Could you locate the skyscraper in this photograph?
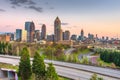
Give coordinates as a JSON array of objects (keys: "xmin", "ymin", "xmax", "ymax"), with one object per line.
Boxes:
[
  {"xmin": 54, "ymin": 17, "xmax": 62, "ymax": 42},
  {"xmin": 81, "ymin": 29, "xmax": 84, "ymax": 37},
  {"xmin": 16, "ymin": 29, "xmax": 22, "ymax": 41},
  {"xmin": 25, "ymin": 21, "xmax": 35, "ymax": 42},
  {"xmin": 41, "ymin": 24, "xmax": 46, "ymax": 40},
  {"xmin": 81, "ymin": 29, "xmax": 84, "ymax": 41}
]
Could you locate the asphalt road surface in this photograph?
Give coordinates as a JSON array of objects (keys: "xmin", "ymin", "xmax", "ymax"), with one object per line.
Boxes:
[{"xmin": 0, "ymin": 55, "xmax": 120, "ymax": 80}]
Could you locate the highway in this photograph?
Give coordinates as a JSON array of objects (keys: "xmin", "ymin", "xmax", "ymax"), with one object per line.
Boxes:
[{"xmin": 0, "ymin": 55, "xmax": 120, "ymax": 80}]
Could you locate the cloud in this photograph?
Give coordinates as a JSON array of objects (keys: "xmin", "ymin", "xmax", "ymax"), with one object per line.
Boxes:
[
  {"xmin": 45, "ymin": 2, "xmax": 49, "ymax": 5},
  {"xmin": 0, "ymin": 9, "xmax": 6, "ymax": 12},
  {"xmin": 9, "ymin": 0, "xmax": 36, "ymax": 6},
  {"xmin": 9, "ymin": 0, "xmax": 43, "ymax": 13},
  {"xmin": 11, "ymin": 6, "xmax": 16, "ymax": 9},
  {"xmin": 49, "ymin": 7, "xmax": 54, "ymax": 10},
  {"xmin": 27, "ymin": 6, "xmax": 43, "ymax": 13},
  {"xmin": 61, "ymin": 22, "xmax": 69, "ymax": 26}
]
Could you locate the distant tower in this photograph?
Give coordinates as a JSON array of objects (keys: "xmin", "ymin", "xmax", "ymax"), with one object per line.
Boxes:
[
  {"xmin": 81, "ymin": 29, "xmax": 84, "ymax": 37},
  {"xmin": 96, "ymin": 34, "xmax": 98, "ymax": 40},
  {"xmin": 81, "ymin": 29, "xmax": 84, "ymax": 40},
  {"xmin": 41, "ymin": 24, "xmax": 46, "ymax": 40},
  {"xmin": 71, "ymin": 34, "xmax": 77, "ymax": 41},
  {"xmin": 54, "ymin": 17, "xmax": 62, "ymax": 42},
  {"xmin": 88, "ymin": 33, "xmax": 91, "ymax": 39},
  {"xmin": 25, "ymin": 21, "xmax": 35, "ymax": 42}
]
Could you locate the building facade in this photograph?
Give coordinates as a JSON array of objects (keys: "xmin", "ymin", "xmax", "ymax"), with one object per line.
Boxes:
[
  {"xmin": 41, "ymin": 24, "xmax": 46, "ymax": 40},
  {"xmin": 0, "ymin": 35, "xmax": 10, "ymax": 42},
  {"xmin": 81, "ymin": 29, "xmax": 84, "ymax": 41},
  {"xmin": 21, "ymin": 30, "xmax": 27, "ymax": 42},
  {"xmin": 6, "ymin": 33, "xmax": 14, "ymax": 41},
  {"xmin": 47, "ymin": 34, "xmax": 54, "ymax": 41},
  {"xmin": 25, "ymin": 21, "xmax": 35, "ymax": 42},
  {"xmin": 63, "ymin": 30, "xmax": 70, "ymax": 40},
  {"xmin": 54, "ymin": 17, "xmax": 62, "ymax": 42},
  {"xmin": 34, "ymin": 30, "xmax": 40, "ymax": 41},
  {"xmin": 71, "ymin": 34, "xmax": 77, "ymax": 41},
  {"xmin": 16, "ymin": 29, "xmax": 22, "ymax": 41}
]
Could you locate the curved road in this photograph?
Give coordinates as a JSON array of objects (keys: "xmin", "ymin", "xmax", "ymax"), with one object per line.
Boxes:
[
  {"xmin": 64, "ymin": 48, "xmax": 76, "ymax": 55},
  {"xmin": 0, "ymin": 55, "xmax": 120, "ymax": 80},
  {"xmin": 78, "ymin": 52, "xmax": 94, "ymax": 60}
]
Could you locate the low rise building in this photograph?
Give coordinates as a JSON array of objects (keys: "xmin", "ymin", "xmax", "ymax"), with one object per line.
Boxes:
[{"xmin": 0, "ymin": 35, "xmax": 10, "ymax": 42}]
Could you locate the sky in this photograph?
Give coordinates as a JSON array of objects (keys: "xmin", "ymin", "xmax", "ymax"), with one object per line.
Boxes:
[{"xmin": 0, "ymin": 0, "xmax": 120, "ymax": 38}]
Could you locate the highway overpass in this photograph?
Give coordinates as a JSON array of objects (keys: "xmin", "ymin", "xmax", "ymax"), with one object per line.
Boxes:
[{"xmin": 0, "ymin": 55, "xmax": 120, "ymax": 80}]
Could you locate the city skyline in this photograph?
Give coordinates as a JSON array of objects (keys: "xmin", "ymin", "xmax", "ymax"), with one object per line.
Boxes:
[{"xmin": 0, "ymin": 0, "xmax": 120, "ymax": 38}]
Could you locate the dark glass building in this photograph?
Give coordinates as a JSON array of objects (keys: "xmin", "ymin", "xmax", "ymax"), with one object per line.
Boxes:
[
  {"xmin": 16, "ymin": 29, "xmax": 22, "ymax": 41},
  {"xmin": 25, "ymin": 21, "xmax": 35, "ymax": 42}
]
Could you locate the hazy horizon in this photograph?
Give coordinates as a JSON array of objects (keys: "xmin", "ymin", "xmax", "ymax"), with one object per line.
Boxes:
[{"xmin": 0, "ymin": 0, "xmax": 120, "ymax": 38}]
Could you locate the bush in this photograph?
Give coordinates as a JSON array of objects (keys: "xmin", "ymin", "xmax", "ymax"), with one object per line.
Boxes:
[{"xmin": 90, "ymin": 73, "xmax": 103, "ymax": 80}]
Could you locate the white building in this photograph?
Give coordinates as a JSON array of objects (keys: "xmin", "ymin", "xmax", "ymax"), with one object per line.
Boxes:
[{"xmin": 21, "ymin": 30, "xmax": 27, "ymax": 42}]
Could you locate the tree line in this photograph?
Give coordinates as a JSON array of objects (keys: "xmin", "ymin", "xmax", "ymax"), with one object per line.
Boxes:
[
  {"xmin": 99, "ymin": 49, "xmax": 120, "ymax": 67},
  {"xmin": 0, "ymin": 42, "xmax": 12, "ymax": 55},
  {"xmin": 18, "ymin": 47, "xmax": 58, "ymax": 80}
]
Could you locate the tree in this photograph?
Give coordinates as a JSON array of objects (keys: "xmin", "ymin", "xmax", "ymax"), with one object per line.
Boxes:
[
  {"xmin": 46, "ymin": 63, "xmax": 58, "ymax": 80},
  {"xmin": 0, "ymin": 42, "xmax": 2, "ymax": 54},
  {"xmin": 8, "ymin": 43, "xmax": 12, "ymax": 55},
  {"xmin": 1, "ymin": 42, "xmax": 5, "ymax": 54},
  {"xmin": 32, "ymin": 51, "xmax": 46, "ymax": 80},
  {"xmin": 18, "ymin": 47, "xmax": 32, "ymax": 80}
]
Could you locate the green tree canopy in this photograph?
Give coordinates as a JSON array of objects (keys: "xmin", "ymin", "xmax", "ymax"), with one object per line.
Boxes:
[
  {"xmin": 46, "ymin": 63, "xmax": 58, "ymax": 80},
  {"xmin": 18, "ymin": 47, "xmax": 32, "ymax": 80},
  {"xmin": 32, "ymin": 51, "xmax": 46, "ymax": 80}
]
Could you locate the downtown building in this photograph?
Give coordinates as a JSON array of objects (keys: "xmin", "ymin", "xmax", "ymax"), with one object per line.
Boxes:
[
  {"xmin": 25, "ymin": 21, "xmax": 35, "ymax": 42},
  {"xmin": 63, "ymin": 30, "xmax": 70, "ymax": 40},
  {"xmin": 21, "ymin": 30, "xmax": 27, "ymax": 42},
  {"xmin": 6, "ymin": 33, "xmax": 14, "ymax": 41},
  {"xmin": 16, "ymin": 29, "xmax": 27, "ymax": 42},
  {"xmin": 34, "ymin": 30, "xmax": 40, "ymax": 41},
  {"xmin": 71, "ymin": 34, "xmax": 77, "ymax": 41},
  {"xmin": 54, "ymin": 17, "xmax": 63, "ymax": 42},
  {"xmin": 16, "ymin": 29, "xmax": 22, "ymax": 41},
  {"xmin": 41, "ymin": 24, "xmax": 46, "ymax": 40},
  {"xmin": 0, "ymin": 34, "xmax": 10, "ymax": 42},
  {"xmin": 78, "ymin": 29, "xmax": 84, "ymax": 41}
]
